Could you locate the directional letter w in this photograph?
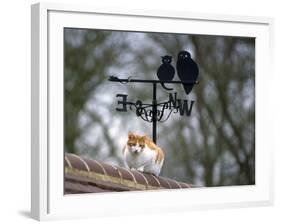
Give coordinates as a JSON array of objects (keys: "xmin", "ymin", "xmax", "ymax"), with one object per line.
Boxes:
[{"xmin": 177, "ymin": 99, "xmax": 195, "ymax": 116}]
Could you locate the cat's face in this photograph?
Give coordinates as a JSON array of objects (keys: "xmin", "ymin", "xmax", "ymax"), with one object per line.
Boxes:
[{"xmin": 127, "ymin": 132, "xmax": 146, "ymax": 153}]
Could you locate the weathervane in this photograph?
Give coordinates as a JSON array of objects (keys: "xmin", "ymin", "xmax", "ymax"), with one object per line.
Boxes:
[{"xmin": 109, "ymin": 51, "xmax": 199, "ymax": 144}]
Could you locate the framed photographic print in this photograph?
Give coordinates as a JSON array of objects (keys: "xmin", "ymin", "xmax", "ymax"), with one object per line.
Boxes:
[{"xmin": 31, "ymin": 2, "xmax": 274, "ymax": 221}]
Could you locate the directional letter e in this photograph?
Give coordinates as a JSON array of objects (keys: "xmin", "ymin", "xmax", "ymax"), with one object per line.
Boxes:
[{"xmin": 116, "ymin": 94, "xmax": 128, "ymax": 112}]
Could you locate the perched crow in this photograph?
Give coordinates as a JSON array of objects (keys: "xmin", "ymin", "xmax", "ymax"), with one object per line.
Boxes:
[
  {"xmin": 176, "ymin": 51, "xmax": 199, "ymax": 95},
  {"xmin": 157, "ymin": 55, "xmax": 175, "ymax": 91}
]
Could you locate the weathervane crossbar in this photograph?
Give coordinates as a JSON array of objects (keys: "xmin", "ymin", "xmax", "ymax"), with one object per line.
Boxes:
[{"xmin": 108, "ymin": 76, "xmax": 199, "ymax": 85}]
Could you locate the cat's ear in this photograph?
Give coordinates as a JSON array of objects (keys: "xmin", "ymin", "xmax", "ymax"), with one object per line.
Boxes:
[
  {"xmin": 142, "ymin": 134, "xmax": 149, "ymax": 141},
  {"xmin": 128, "ymin": 131, "xmax": 134, "ymax": 137}
]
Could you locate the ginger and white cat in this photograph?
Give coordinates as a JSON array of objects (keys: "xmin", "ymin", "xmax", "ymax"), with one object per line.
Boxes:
[{"xmin": 122, "ymin": 131, "xmax": 164, "ymax": 176}]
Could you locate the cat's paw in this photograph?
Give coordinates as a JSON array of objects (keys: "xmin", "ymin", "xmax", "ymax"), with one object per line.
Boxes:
[{"xmin": 137, "ymin": 166, "xmax": 144, "ymax": 172}]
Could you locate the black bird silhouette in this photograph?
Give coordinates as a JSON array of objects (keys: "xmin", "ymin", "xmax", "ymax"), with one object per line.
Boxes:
[
  {"xmin": 157, "ymin": 55, "xmax": 175, "ymax": 91},
  {"xmin": 176, "ymin": 51, "xmax": 199, "ymax": 95}
]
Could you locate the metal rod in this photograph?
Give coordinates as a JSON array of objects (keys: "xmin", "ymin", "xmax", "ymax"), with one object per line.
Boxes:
[
  {"xmin": 108, "ymin": 76, "xmax": 199, "ymax": 85},
  {"xmin": 152, "ymin": 83, "xmax": 157, "ymax": 144}
]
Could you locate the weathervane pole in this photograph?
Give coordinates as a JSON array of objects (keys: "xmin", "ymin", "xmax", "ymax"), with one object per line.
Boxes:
[{"xmin": 152, "ymin": 83, "xmax": 157, "ymax": 144}]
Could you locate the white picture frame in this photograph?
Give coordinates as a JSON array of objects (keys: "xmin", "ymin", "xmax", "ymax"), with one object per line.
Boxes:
[{"xmin": 31, "ymin": 2, "xmax": 274, "ymax": 221}]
